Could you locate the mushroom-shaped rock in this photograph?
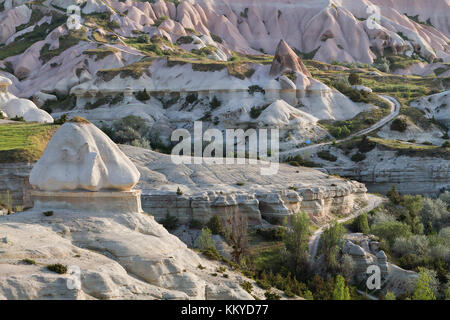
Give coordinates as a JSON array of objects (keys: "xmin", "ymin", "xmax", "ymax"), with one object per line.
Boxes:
[
  {"xmin": 30, "ymin": 118, "xmax": 140, "ymax": 192},
  {"xmin": 2, "ymin": 98, "xmax": 53, "ymax": 123},
  {"xmin": 270, "ymin": 40, "xmax": 311, "ymax": 77},
  {"xmin": 0, "ymin": 76, "xmax": 12, "ymax": 93}
]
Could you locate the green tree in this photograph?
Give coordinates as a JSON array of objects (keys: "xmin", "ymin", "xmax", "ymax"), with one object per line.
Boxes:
[
  {"xmin": 371, "ymin": 221, "xmax": 412, "ymax": 247},
  {"xmin": 401, "ymin": 195, "xmax": 424, "ymax": 234},
  {"xmin": 387, "ymin": 184, "xmax": 402, "ymax": 204},
  {"xmin": 284, "ymin": 212, "xmax": 311, "ymax": 276},
  {"xmin": 196, "ymin": 227, "xmax": 216, "ymax": 250},
  {"xmin": 412, "ymin": 268, "xmax": 437, "ymax": 300},
  {"xmin": 355, "ymin": 213, "xmax": 370, "ymax": 234},
  {"xmin": 207, "ymin": 214, "xmax": 223, "ymax": 235},
  {"xmin": 332, "ymin": 275, "xmax": 350, "ymax": 300},
  {"xmin": 320, "ymin": 221, "xmax": 345, "ymax": 273}
]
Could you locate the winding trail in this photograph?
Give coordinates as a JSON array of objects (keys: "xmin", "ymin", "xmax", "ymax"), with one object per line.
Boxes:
[
  {"xmin": 308, "ymin": 194, "xmax": 385, "ymax": 262},
  {"xmin": 280, "ymin": 95, "xmax": 401, "ymax": 160}
]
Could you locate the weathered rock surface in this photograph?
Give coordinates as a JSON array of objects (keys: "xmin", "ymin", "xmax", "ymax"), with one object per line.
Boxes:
[
  {"xmin": 411, "ymin": 90, "xmax": 450, "ymax": 128},
  {"xmin": 120, "ymin": 144, "xmax": 368, "ymax": 225},
  {"xmin": 343, "ymin": 233, "xmax": 417, "ymax": 296},
  {"xmin": 29, "ymin": 121, "xmax": 140, "ymax": 192},
  {"xmin": 270, "ymin": 40, "xmax": 311, "ymax": 77},
  {"xmin": 0, "ymin": 207, "xmax": 259, "ymax": 299}
]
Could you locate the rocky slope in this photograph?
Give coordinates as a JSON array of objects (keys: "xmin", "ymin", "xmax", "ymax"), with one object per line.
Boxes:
[{"xmin": 0, "ymin": 119, "xmax": 265, "ymax": 300}]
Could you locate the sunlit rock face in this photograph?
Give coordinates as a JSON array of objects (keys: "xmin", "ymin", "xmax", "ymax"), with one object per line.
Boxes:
[
  {"xmin": 29, "ymin": 119, "xmax": 140, "ymax": 192},
  {"xmin": 270, "ymin": 40, "xmax": 312, "ymax": 77}
]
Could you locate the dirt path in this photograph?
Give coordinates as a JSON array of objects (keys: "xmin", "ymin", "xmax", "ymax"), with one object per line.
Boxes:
[{"xmin": 308, "ymin": 194, "xmax": 385, "ymax": 262}]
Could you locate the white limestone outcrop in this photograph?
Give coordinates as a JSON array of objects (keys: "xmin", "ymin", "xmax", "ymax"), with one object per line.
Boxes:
[{"xmin": 29, "ymin": 120, "xmax": 140, "ymax": 192}]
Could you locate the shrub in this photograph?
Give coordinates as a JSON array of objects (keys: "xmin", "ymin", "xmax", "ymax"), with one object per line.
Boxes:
[
  {"xmin": 351, "ymin": 152, "xmax": 366, "ymax": 162},
  {"xmin": 392, "ymin": 235, "xmax": 431, "ymax": 257},
  {"xmin": 185, "ymin": 93, "xmax": 198, "ymax": 104},
  {"xmin": 286, "ymin": 155, "xmax": 320, "ymax": 168},
  {"xmin": 249, "ymin": 106, "xmax": 264, "ymax": 119},
  {"xmin": 22, "ymin": 258, "xmax": 36, "ymax": 265},
  {"xmin": 160, "ymin": 212, "xmax": 178, "ymax": 230},
  {"xmin": 348, "ymin": 73, "xmax": 362, "ymax": 85},
  {"xmin": 256, "ymin": 227, "xmax": 286, "ymax": 241},
  {"xmin": 209, "ymin": 96, "xmax": 221, "ymax": 110},
  {"xmin": 442, "ymin": 141, "xmax": 450, "ymax": 148},
  {"xmin": 54, "ymin": 114, "xmax": 68, "ymax": 125},
  {"xmin": 210, "ymin": 33, "xmax": 223, "ymax": 43},
  {"xmin": 47, "ymin": 263, "xmax": 67, "ymax": 274},
  {"xmin": 42, "ymin": 211, "xmax": 54, "ymax": 217},
  {"xmin": 176, "ymin": 35, "xmax": 193, "ymax": 45},
  {"xmin": 137, "ymin": 34, "xmax": 150, "ymax": 43},
  {"xmin": 264, "ymin": 290, "xmax": 281, "ymax": 300},
  {"xmin": 196, "ymin": 227, "xmax": 216, "ymax": 250},
  {"xmin": 241, "ymin": 280, "xmax": 253, "ymax": 293},
  {"xmin": 329, "ymin": 125, "xmax": 351, "ymax": 138},
  {"xmin": 371, "ymin": 221, "xmax": 412, "ymax": 247},
  {"xmin": 135, "ymin": 89, "xmax": 150, "ymax": 101},
  {"xmin": 358, "ymin": 136, "xmax": 376, "ymax": 153},
  {"xmin": 352, "ymin": 213, "xmax": 370, "ymax": 234},
  {"xmin": 176, "ymin": 187, "xmax": 183, "ymax": 195},
  {"xmin": 317, "ymin": 150, "xmax": 337, "ymax": 162},
  {"xmin": 391, "ymin": 118, "xmax": 408, "ymax": 132},
  {"xmin": 207, "ymin": 215, "xmax": 223, "ymax": 235},
  {"xmin": 248, "ymin": 85, "xmax": 265, "ymax": 95}
]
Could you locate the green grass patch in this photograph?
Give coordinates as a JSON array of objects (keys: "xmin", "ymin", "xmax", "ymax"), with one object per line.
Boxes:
[{"xmin": 0, "ymin": 123, "xmax": 59, "ymax": 163}]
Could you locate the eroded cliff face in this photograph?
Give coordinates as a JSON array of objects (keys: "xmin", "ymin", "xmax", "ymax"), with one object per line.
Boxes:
[
  {"xmin": 323, "ymin": 150, "xmax": 450, "ymax": 196},
  {"xmin": 121, "ymin": 145, "xmax": 368, "ymax": 224},
  {"xmin": 0, "ymin": 162, "xmax": 33, "ymax": 209},
  {"xmin": 0, "ymin": 145, "xmax": 368, "ymax": 224}
]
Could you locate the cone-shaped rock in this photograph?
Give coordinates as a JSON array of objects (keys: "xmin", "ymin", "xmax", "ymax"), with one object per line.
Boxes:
[
  {"xmin": 270, "ymin": 40, "xmax": 311, "ymax": 77},
  {"xmin": 30, "ymin": 117, "xmax": 140, "ymax": 192}
]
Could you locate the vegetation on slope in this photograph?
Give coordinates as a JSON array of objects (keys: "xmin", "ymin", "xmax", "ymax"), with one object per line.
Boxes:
[{"xmin": 0, "ymin": 123, "xmax": 59, "ymax": 163}]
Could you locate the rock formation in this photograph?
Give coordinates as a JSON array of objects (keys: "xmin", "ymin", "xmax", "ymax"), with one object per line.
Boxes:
[
  {"xmin": 0, "ymin": 120, "xmax": 260, "ymax": 300},
  {"xmin": 29, "ymin": 118, "xmax": 140, "ymax": 192},
  {"xmin": 0, "ymin": 76, "xmax": 53, "ymax": 123},
  {"xmin": 270, "ymin": 40, "xmax": 312, "ymax": 77}
]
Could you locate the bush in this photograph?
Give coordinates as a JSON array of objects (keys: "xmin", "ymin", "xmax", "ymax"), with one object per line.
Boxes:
[
  {"xmin": 442, "ymin": 141, "xmax": 450, "ymax": 148},
  {"xmin": 248, "ymin": 85, "xmax": 265, "ymax": 95},
  {"xmin": 135, "ymin": 89, "xmax": 150, "ymax": 101},
  {"xmin": 241, "ymin": 280, "xmax": 253, "ymax": 293},
  {"xmin": 352, "ymin": 213, "xmax": 370, "ymax": 234},
  {"xmin": 42, "ymin": 211, "xmax": 54, "ymax": 217},
  {"xmin": 351, "ymin": 152, "xmax": 366, "ymax": 162},
  {"xmin": 176, "ymin": 35, "xmax": 193, "ymax": 45},
  {"xmin": 329, "ymin": 125, "xmax": 351, "ymax": 138},
  {"xmin": 391, "ymin": 118, "xmax": 408, "ymax": 132},
  {"xmin": 256, "ymin": 227, "xmax": 286, "ymax": 241},
  {"xmin": 176, "ymin": 187, "xmax": 183, "ymax": 195},
  {"xmin": 371, "ymin": 221, "xmax": 412, "ymax": 247},
  {"xmin": 185, "ymin": 93, "xmax": 198, "ymax": 104},
  {"xmin": 54, "ymin": 114, "xmax": 68, "ymax": 125},
  {"xmin": 22, "ymin": 258, "xmax": 36, "ymax": 265},
  {"xmin": 137, "ymin": 34, "xmax": 150, "ymax": 43},
  {"xmin": 196, "ymin": 227, "xmax": 216, "ymax": 250},
  {"xmin": 47, "ymin": 263, "xmax": 67, "ymax": 274},
  {"xmin": 264, "ymin": 290, "xmax": 281, "ymax": 300},
  {"xmin": 348, "ymin": 73, "xmax": 362, "ymax": 85},
  {"xmin": 160, "ymin": 212, "xmax": 178, "ymax": 230},
  {"xmin": 207, "ymin": 215, "xmax": 223, "ymax": 235},
  {"xmin": 210, "ymin": 33, "xmax": 223, "ymax": 43},
  {"xmin": 317, "ymin": 150, "xmax": 337, "ymax": 162},
  {"xmin": 286, "ymin": 155, "xmax": 320, "ymax": 168},
  {"xmin": 210, "ymin": 96, "xmax": 221, "ymax": 110}
]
